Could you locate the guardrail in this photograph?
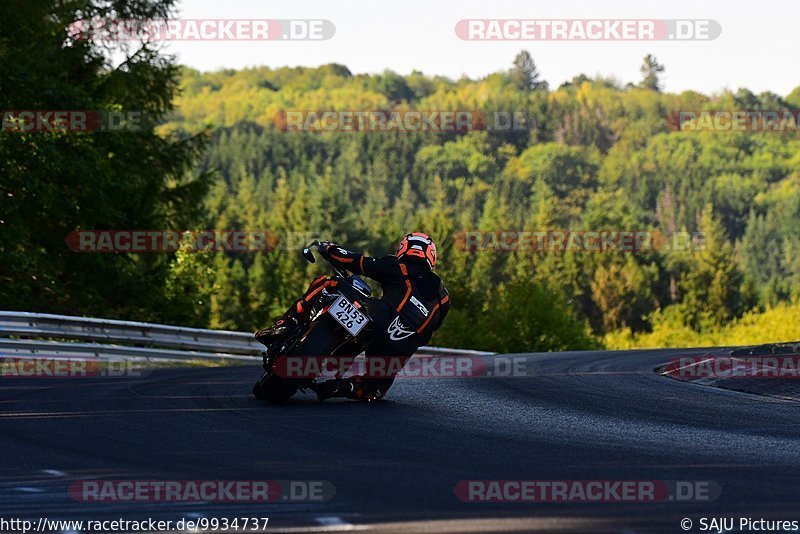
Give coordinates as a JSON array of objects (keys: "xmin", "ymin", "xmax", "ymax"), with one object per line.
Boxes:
[{"xmin": 0, "ymin": 311, "xmax": 493, "ymax": 362}]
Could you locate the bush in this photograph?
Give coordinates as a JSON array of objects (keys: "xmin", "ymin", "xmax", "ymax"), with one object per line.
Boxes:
[
  {"xmin": 436, "ymin": 277, "xmax": 599, "ymax": 353},
  {"xmin": 605, "ymin": 302, "xmax": 800, "ymax": 349}
]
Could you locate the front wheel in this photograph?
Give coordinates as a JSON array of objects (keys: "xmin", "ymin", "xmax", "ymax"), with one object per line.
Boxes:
[
  {"xmin": 252, "ymin": 320, "xmax": 344, "ymax": 404},
  {"xmin": 252, "ymin": 369, "xmax": 279, "ymax": 400}
]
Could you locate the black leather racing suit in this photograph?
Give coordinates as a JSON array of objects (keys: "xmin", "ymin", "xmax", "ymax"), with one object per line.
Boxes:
[{"xmin": 289, "ymin": 245, "xmax": 450, "ymax": 400}]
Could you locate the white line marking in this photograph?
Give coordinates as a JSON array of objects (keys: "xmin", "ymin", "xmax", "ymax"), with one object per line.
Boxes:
[
  {"xmin": 315, "ymin": 516, "xmax": 351, "ymax": 526},
  {"xmin": 15, "ymin": 487, "xmax": 44, "ymax": 493}
]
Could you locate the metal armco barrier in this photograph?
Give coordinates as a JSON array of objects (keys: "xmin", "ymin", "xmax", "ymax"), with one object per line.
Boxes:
[{"xmin": 0, "ymin": 311, "xmax": 493, "ymax": 362}]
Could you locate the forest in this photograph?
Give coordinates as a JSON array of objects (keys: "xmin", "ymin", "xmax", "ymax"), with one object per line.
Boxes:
[{"xmin": 2, "ymin": 3, "xmax": 799, "ymax": 352}]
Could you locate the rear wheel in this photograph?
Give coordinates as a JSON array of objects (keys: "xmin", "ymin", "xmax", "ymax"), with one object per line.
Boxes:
[{"xmin": 252, "ymin": 320, "xmax": 343, "ymax": 404}]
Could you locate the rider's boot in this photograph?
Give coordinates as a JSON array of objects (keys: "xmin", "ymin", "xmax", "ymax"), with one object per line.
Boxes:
[
  {"xmin": 314, "ymin": 377, "xmax": 383, "ymax": 402},
  {"xmin": 313, "ymin": 378, "xmax": 355, "ymax": 402},
  {"xmin": 255, "ymin": 315, "xmax": 299, "ymax": 349},
  {"xmin": 255, "ymin": 275, "xmax": 330, "ymax": 349}
]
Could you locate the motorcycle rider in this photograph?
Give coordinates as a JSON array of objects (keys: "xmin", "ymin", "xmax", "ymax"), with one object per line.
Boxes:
[{"xmin": 255, "ymin": 232, "xmax": 450, "ymax": 401}]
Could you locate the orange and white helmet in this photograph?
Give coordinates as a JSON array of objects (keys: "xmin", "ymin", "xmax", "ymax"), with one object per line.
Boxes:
[{"xmin": 396, "ymin": 232, "xmax": 437, "ymax": 270}]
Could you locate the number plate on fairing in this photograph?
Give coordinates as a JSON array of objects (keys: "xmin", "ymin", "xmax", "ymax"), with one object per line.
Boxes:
[{"xmin": 328, "ymin": 295, "xmax": 369, "ymax": 336}]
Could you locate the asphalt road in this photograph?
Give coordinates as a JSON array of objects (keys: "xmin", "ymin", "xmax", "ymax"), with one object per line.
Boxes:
[{"xmin": 2, "ymin": 348, "xmax": 800, "ymax": 533}]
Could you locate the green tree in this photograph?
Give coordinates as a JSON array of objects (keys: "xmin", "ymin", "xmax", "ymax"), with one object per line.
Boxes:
[
  {"xmin": 639, "ymin": 54, "xmax": 665, "ymax": 92},
  {"xmin": 675, "ymin": 206, "xmax": 749, "ymax": 330},
  {"xmin": 480, "ymin": 276, "xmax": 598, "ymax": 353},
  {"xmin": 209, "ymin": 256, "xmax": 248, "ymax": 330},
  {"xmin": 248, "ymin": 253, "xmax": 272, "ymax": 327},
  {"xmin": 164, "ymin": 237, "xmax": 214, "ymax": 327},
  {"xmin": 787, "ymin": 85, "xmax": 800, "ymax": 109},
  {"xmin": 590, "ymin": 257, "xmax": 658, "ymax": 331},
  {"xmin": 510, "ymin": 50, "xmax": 545, "ymax": 91},
  {"xmin": 0, "ymin": 0, "xmax": 209, "ymax": 319},
  {"xmin": 376, "ymin": 70, "xmax": 415, "ymax": 102}
]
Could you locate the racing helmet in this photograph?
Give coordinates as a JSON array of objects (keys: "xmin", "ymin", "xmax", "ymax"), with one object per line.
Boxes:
[{"xmin": 396, "ymin": 232, "xmax": 437, "ymax": 270}]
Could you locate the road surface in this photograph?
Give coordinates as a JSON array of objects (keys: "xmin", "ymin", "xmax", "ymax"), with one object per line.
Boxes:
[{"xmin": 2, "ymin": 348, "xmax": 799, "ymax": 533}]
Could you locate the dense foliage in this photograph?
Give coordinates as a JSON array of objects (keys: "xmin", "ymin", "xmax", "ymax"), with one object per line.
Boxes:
[
  {"xmin": 3, "ymin": 4, "xmax": 799, "ymax": 353},
  {"xmin": 157, "ymin": 54, "xmax": 800, "ymax": 350},
  {"xmin": 0, "ymin": 0, "xmax": 209, "ymax": 319}
]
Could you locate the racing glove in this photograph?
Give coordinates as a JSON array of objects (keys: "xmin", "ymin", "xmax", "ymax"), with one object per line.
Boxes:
[{"xmin": 317, "ymin": 241, "xmax": 336, "ymax": 260}]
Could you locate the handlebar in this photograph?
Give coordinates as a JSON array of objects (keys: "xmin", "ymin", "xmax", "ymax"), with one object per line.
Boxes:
[{"xmin": 302, "ymin": 240, "xmax": 350, "ymax": 279}]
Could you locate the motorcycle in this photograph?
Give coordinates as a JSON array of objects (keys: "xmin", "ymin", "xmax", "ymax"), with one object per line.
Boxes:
[{"xmin": 252, "ymin": 240, "xmax": 374, "ymax": 404}]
